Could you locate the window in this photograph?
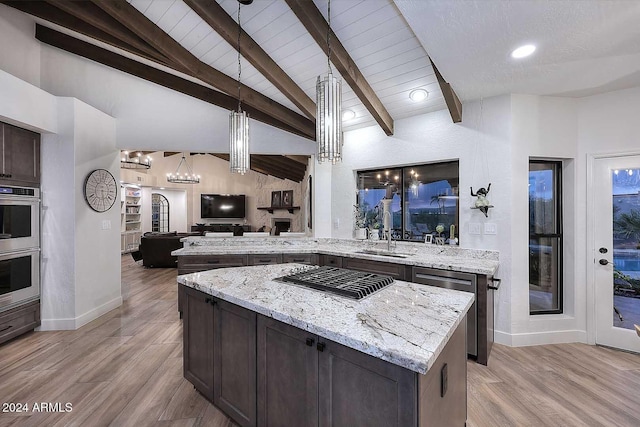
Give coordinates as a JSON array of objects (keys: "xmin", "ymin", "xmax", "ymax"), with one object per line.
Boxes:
[
  {"xmin": 529, "ymin": 161, "xmax": 563, "ymax": 314},
  {"xmin": 152, "ymin": 193, "xmax": 169, "ymax": 232},
  {"xmin": 356, "ymin": 161, "xmax": 459, "ymax": 242}
]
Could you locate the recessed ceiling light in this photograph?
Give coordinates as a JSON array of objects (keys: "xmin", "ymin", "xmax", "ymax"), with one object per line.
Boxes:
[
  {"xmin": 342, "ymin": 109, "xmax": 356, "ymax": 121},
  {"xmin": 511, "ymin": 44, "xmax": 536, "ymax": 59},
  {"xmin": 409, "ymin": 89, "xmax": 428, "ymax": 102}
]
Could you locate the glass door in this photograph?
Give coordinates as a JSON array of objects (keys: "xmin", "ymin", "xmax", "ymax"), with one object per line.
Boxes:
[{"xmin": 593, "ymin": 155, "xmax": 640, "ymax": 352}]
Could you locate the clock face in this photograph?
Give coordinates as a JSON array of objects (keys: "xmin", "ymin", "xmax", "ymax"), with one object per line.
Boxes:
[{"xmin": 84, "ymin": 169, "xmax": 118, "ymax": 212}]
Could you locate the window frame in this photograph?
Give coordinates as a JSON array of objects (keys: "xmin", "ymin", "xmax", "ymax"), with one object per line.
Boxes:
[
  {"xmin": 355, "ymin": 161, "xmax": 459, "ymax": 243},
  {"xmin": 529, "ymin": 159, "xmax": 563, "ymax": 315}
]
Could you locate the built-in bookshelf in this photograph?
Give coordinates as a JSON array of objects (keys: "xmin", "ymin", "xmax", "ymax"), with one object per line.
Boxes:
[{"xmin": 121, "ymin": 184, "xmax": 142, "ymax": 253}]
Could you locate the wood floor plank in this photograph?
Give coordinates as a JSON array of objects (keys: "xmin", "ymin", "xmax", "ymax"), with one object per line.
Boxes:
[{"xmin": 2, "ymin": 255, "xmax": 640, "ymax": 426}]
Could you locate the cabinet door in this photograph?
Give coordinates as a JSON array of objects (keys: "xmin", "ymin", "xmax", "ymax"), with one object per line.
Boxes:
[
  {"xmin": 214, "ymin": 300, "xmax": 257, "ymax": 427},
  {"xmin": 342, "ymin": 257, "xmax": 408, "ymax": 280},
  {"xmin": 318, "ymin": 339, "xmax": 417, "ymax": 427},
  {"xmin": 2, "ymin": 123, "xmax": 40, "ymax": 185},
  {"xmin": 183, "ymin": 286, "xmax": 215, "ymax": 402},
  {"xmin": 257, "ymin": 315, "xmax": 318, "ymax": 427},
  {"xmin": 319, "ymin": 255, "xmax": 342, "ymax": 267}
]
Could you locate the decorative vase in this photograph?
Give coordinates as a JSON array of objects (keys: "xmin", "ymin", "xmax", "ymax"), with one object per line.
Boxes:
[{"xmin": 355, "ymin": 228, "xmax": 367, "ymax": 240}]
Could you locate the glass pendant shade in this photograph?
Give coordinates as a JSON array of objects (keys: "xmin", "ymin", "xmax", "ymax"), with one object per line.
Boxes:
[
  {"xmin": 229, "ymin": 110, "xmax": 250, "ymax": 175},
  {"xmin": 316, "ymin": 71, "xmax": 342, "ymax": 164}
]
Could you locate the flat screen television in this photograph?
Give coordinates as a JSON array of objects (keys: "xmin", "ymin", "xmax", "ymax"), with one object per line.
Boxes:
[{"xmin": 201, "ymin": 194, "xmax": 246, "ymax": 218}]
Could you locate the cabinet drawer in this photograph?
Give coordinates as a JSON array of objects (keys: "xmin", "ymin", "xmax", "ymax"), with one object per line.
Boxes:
[
  {"xmin": 342, "ymin": 257, "xmax": 407, "ymax": 280},
  {"xmin": 248, "ymin": 254, "xmax": 282, "ymax": 265},
  {"xmin": 0, "ymin": 300, "xmax": 40, "ymax": 344},
  {"xmin": 179, "ymin": 255, "xmax": 247, "ymax": 267},
  {"xmin": 320, "ymin": 254, "xmax": 343, "ymax": 267},
  {"xmin": 282, "ymin": 253, "xmax": 317, "ymax": 265}
]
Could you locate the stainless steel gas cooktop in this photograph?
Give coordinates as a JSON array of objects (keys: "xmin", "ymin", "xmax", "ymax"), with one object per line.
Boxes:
[{"xmin": 279, "ymin": 266, "xmax": 394, "ymax": 300}]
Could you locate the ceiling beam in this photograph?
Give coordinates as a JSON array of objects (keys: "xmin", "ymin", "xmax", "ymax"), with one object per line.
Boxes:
[
  {"xmin": 91, "ymin": 0, "xmax": 314, "ymax": 139},
  {"xmin": 183, "ymin": 0, "xmax": 315, "ymax": 121},
  {"xmin": 212, "ymin": 154, "xmax": 295, "ymax": 182},
  {"xmin": 44, "ymin": 0, "xmax": 175, "ymax": 69},
  {"xmin": 2, "ymin": 0, "xmax": 161, "ymax": 64},
  {"xmin": 253, "ymin": 155, "xmax": 306, "ymax": 175},
  {"xmin": 284, "ymin": 0, "xmax": 394, "ymax": 136},
  {"xmin": 429, "ymin": 58, "xmax": 462, "ymax": 123},
  {"xmin": 35, "ymin": 25, "xmax": 313, "ymax": 139}
]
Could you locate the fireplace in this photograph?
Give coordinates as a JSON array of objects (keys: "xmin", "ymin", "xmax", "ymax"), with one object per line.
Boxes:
[{"xmin": 272, "ymin": 218, "xmax": 291, "ymax": 235}]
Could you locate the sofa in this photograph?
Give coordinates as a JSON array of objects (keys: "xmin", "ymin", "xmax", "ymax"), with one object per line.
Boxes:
[{"xmin": 140, "ymin": 232, "xmax": 199, "ymax": 268}]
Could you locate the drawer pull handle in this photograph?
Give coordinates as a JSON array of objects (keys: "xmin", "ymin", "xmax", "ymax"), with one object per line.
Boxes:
[
  {"xmin": 317, "ymin": 342, "xmax": 326, "ymax": 352},
  {"xmin": 258, "ymin": 259, "xmax": 271, "ymax": 263},
  {"xmin": 488, "ymin": 278, "xmax": 501, "ymax": 290},
  {"xmin": 0, "ymin": 325, "xmax": 12, "ymax": 333},
  {"xmin": 293, "ymin": 259, "xmax": 305, "ymax": 262},
  {"xmin": 207, "ymin": 260, "xmax": 220, "ymax": 264},
  {"xmin": 306, "ymin": 338, "xmax": 315, "ymax": 347}
]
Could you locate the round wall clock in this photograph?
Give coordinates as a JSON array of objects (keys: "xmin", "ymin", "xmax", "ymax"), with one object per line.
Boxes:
[{"xmin": 84, "ymin": 169, "xmax": 118, "ymax": 212}]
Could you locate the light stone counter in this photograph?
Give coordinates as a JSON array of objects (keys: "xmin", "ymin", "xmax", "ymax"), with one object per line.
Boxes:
[
  {"xmin": 173, "ymin": 237, "xmax": 499, "ymax": 276},
  {"xmin": 178, "ymin": 263, "xmax": 474, "ymax": 374}
]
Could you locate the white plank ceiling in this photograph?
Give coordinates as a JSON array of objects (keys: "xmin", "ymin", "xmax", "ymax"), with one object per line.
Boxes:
[{"xmin": 127, "ymin": 0, "xmax": 447, "ymax": 132}]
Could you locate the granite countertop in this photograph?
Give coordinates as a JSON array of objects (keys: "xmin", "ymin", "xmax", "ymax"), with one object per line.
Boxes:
[
  {"xmin": 178, "ymin": 263, "xmax": 474, "ymax": 375},
  {"xmin": 172, "ymin": 237, "xmax": 499, "ymax": 276}
]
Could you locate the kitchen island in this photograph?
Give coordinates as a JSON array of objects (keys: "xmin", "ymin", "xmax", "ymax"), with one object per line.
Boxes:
[
  {"xmin": 179, "ymin": 264, "xmax": 474, "ymax": 427},
  {"xmin": 174, "ymin": 236, "xmax": 499, "ymax": 365}
]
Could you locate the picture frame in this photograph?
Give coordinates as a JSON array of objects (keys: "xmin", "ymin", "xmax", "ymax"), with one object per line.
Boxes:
[
  {"xmin": 271, "ymin": 191, "xmax": 282, "ymax": 208},
  {"xmin": 282, "ymin": 190, "xmax": 293, "ymax": 208}
]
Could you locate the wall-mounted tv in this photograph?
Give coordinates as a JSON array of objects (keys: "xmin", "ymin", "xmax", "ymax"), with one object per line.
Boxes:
[{"xmin": 201, "ymin": 194, "xmax": 246, "ymax": 218}]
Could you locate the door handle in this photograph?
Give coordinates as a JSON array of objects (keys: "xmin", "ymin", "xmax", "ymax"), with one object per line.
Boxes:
[
  {"xmin": 306, "ymin": 338, "xmax": 315, "ymax": 347},
  {"xmin": 599, "ymin": 259, "xmax": 611, "ymax": 266}
]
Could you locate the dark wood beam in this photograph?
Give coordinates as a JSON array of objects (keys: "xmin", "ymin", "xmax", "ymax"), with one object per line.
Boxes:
[
  {"xmin": 183, "ymin": 0, "xmax": 315, "ymax": 121},
  {"xmin": 164, "ymin": 152, "xmax": 180, "ymax": 157},
  {"xmin": 429, "ymin": 58, "xmax": 462, "ymax": 123},
  {"xmin": 212, "ymin": 154, "xmax": 293, "ymax": 181},
  {"xmin": 253, "ymin": 155, "xmax": 306, "ymax": 175},
  {"xmin": 2, "ymin": 0, "xmax": 161, "ymax": 64},
  {"xmin": 44, "ymin": 0, "xmax": 175, "ymax": 68},
  {"xmin": 92, "ymin": 0, "xmax": 314, "ymax": 138},
  {"xmin": 250, "ymin": 156, "xmax": 304, "ymax": 182},
  {"xmin": 284, "ymin": 0, "xmax": 394, "ymax": 136},
  {"xmin": 284, "ymin": 155, "xmax": 310, "ymax": 166},
  {"xmin": 35, "ymin": 25, "xmax": 313, "ymax": 139}
]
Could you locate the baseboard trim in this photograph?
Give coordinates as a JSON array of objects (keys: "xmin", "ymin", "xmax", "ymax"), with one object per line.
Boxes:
[
  {"xmin": 495, "ymin": 329, "xmax": 588, "ymax": 347},
  {"xmin": 38, "ymin": 296, "xmax": 122, "ymax": 331}
]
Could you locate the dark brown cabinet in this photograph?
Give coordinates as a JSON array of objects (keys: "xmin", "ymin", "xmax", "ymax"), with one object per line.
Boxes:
[
  {"xmin": 214, "ymin": 299, "xmax": 257, "ymax": 427},
  {"xmin": 318, "ymin": 254, "xmax": 342, "ymax": 267},
  {"xmin": 183, "ymin": 286, "xmax": 215, "ymax": 401},
  {"xmin": 318, "ymin": 337, "xmax": 417, "ymax": 427},
  {"xmin": 0, "ymin": 300, "xmax": 40, "ymax": 345},
  {"xmin": 182, "ymin": 286, "xmax": 257, "ymax": 426},
  {"xmin": 257, "ymin": 315, "xmax": 318, "ymax": 427},
  {"xmin": 342, "ymin": 257, "xmax": 410, "ymax": 280},
  {"xmin": 0, "ymin": 122, "xmax": 40, "ymax": 186},
  {"xmin": 281, "ymin": 253, "xmax": 317, "ymax": 265}
]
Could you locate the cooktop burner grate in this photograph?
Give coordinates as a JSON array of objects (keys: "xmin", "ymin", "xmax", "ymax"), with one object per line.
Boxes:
[{"xmin": 279, "ymin": 266, "xmax": 394, "ymax": 300}]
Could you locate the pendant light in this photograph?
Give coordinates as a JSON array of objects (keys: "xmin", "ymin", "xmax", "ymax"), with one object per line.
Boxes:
[
  {"xmin": 229, "ymin": 0, "xmax": 251, "ymax": 175},
  {"xmin": 316, "ymin": 0, "xmax": 342, "ymax": 164},
  {"xmin": 166, "ymin": 153, "xmax": 200, "ymax": 184}
]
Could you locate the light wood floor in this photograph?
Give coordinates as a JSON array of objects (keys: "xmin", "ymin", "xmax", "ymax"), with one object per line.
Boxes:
[{"xmin": 0, "ymin": 256, "xmax": 638, "ymax": 426}]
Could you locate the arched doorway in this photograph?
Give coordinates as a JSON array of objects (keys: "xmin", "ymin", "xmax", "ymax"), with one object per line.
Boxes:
[{"xmin": 151, "ymin": 193, "xmax": 169, "ymax": 232}]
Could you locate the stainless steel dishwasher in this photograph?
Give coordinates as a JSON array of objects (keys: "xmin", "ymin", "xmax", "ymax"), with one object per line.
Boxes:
[{"xmin": 411, "ymin": 267, "xmax": 478, "ymax": 357}]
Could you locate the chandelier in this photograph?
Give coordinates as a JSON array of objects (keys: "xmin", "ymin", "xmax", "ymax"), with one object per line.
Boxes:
[
  {"xmin": 166, "ymin": 153, "xmax": 200, "ymax": 184},
  {"xmin": 316, "ymin": 0, "xmax": 342, "ymax": 164},
  {"xmin": 229, "ymin": 0, "xmax": 251, "ymax": 175},
  {"xmin": 121, "ymin": 151, "xmax": 151, "ymax": 169}
]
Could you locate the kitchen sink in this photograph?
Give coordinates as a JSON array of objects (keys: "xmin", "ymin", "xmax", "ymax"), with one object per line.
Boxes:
[{"xmin": 355, "ymin": 249, "xmax": 409, "ymax": 258}]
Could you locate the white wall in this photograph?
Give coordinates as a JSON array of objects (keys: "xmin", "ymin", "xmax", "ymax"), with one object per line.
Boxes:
[
  {"xmin": 39, "ymin": 98, "xmax": 121, "ymax": 330},
  {"xmin": 330, "ymin": 96, "xmax": 514, "ymax": 335},
  {"xmin": 141, "ymin": 188, "xmax": 188, "ymax": 233},
  {"xmin": 0, "ymin": 4, "xmax": 40, "ymax": 87}
]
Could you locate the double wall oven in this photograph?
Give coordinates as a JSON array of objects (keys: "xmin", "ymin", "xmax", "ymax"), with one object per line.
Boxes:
[{"xmin": 0, "ymin": 185, "xmax": 40, "ymax": 312}]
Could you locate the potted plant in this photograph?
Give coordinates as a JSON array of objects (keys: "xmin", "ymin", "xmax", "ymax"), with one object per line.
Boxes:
[{"xmin": 354, "ymin": 205, "xmax": 367, "ymax": 239}]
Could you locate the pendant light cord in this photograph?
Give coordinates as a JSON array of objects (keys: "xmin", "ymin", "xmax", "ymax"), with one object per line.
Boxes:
[
  {"xmin": 237, "ymin": 3, "xmax": 242, "ymax": 113},
  {"xmin": 326, "ymin": 0, "xmax": 331, "ymax": 74}
]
